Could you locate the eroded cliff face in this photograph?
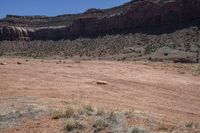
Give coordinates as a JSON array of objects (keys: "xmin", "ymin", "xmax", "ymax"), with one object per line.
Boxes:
[
  {"xmin": 0, "ymin": 26, "xmax": 31, "ymax": 41},
  {"xmin": 0, "ymin": 0, "xmax": 200, "ymax": 41}
]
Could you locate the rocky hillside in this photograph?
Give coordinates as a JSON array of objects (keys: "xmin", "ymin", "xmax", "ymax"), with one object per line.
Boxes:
[
  {"xmin": 0, "ymin": 0, "xmax": 200, "ymax": 62},
  {"xmin": 0, "ymin": 0, "xmax": 200, "ymax": 41},
  {"xmin": 0, "ymin": 26, "xmax": 199, "ymax": 62}
]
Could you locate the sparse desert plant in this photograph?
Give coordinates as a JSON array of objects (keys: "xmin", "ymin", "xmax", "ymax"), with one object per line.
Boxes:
[
  {"xmin": 83, "ymin": 105, "xmax": 94, "ymax": 115},
  {"xmin": 144, "ymin": 44, "xmax": 157, "ymax": 55},
  {"xmin": 64, "ymin": 118, "xmax": 83, "ymax": 131},
  {"xmin": 185, "ymin": 121, "xmax": 199, "ymax": 129},
  {"xmin": 12, "ymin": 110, "xmax": 23, "ymax": 119},
  {"xmin": 51, "ymin": 110, "xmax": 65, "ymax": 119},
  {"xmin": 0, "ymin": 30, "xmax": 199, "ymax": 62},
  {"xmin": 125, "ymin": 110, "xmax": 134, "ymax": 118},
  {"xmin": 77, "ymin": 108, "xmax": 84, "ymax": 115},
  {"xmin": 51, "ymin": 107, "xmax": 75, "ymax": 119},
  {"xmin": 0, "ymin": 113, "xmax": 3, "ymax": 121},
  {"xmin": 107, "ymin": 111, "xmax": 117, "ymax": 121},
  {"xmin": 130, "ymin": 127, "xmax": 149, "ymax": 133},
  {"xmin": 185, "ymin": 121, "xmax": 194, "ymax": 129},
  {"xmin": 157, "ymin": 124, "xmax": 169, "ymax": 131},
  {"xmin": 64, "ymin": 107, "xmax": 75, "ymax": 118},
  {"xmin": 74, "ymin": 60, "xmax": 81, "ymax": 63},
  {"xmin": 96, "ymin": 108, "xmax": 105, "ymax": 116},
  {"xmin": 193, "ymin": 65, "xmax": 200, "ymax": 75},
  {"xmin": 93, "ymin": 118, "xmax": 108, "ymax": 130}
]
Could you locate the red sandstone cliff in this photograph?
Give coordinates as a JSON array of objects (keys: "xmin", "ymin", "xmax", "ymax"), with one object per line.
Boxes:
[{"xmin": 0, "ymin": 0, "xmax": 200, "ymax": 41}]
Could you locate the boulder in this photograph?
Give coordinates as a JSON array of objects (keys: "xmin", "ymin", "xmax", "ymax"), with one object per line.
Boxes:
[{"xmin": 0, "ymin": 62, "xmax": 7, "ymax": 65}]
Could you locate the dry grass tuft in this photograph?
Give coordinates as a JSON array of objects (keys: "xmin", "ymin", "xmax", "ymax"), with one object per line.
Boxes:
[
  {"xmin": 96, "ymin": 108, "xmax": 105, "ymax": 116},
  {"xmin": 107, "ymin": 111, "xmax": 117, "ymax": 121},
  {"xmin": 64, "ymin": 118, "xmax": 83, "ymax": 131},
  {"xmin": 83, "ymin": 105, "xmax": 94, "ymax": 115},
  {"xmin": 51, "ymin": 107, "xmax": 75, "ymax": 119},
  {"xmin": 193, "ymin": 65, "xmax": 200, "ymax": 75},
  {"xmin": 93, "ymin": 118, "xmax": 108, "ymax": 130},
  {"xmin": 130, "ymin": 127, "xmax": 149, "ymax": 133},
  {"xmin": 185, "ymin": 121, "xmax": 199, "ymax": 129},
  {"xmin": 51, "ymin": 110, "xmax": 65, "ymax": 119},
  {"xmin": 64, "ymin": 107, "xmax": 75, "ymax": 118}
]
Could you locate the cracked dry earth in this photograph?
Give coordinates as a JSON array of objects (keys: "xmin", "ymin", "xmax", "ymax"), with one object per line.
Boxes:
[{"xmin": 0, "ymin": 57, "xmax": 200, "ymax": 133}]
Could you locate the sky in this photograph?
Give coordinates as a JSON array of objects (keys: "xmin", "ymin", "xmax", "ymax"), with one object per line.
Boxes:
[{"xmin": 0, "ymin": 0, "xmax": 130, "ymax": 18}]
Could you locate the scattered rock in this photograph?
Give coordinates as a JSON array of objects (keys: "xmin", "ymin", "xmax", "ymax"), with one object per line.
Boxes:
[
  {"xmin": 96, "ymin": 81, "xmax": 107, "ymax": 85},
  {"xmin": 17, "ymin": 62, "xmax": 22, "ymax": 65},
  {"xmin": 0, "ymin": 62, "xmax": 7, "ymax": 65}
]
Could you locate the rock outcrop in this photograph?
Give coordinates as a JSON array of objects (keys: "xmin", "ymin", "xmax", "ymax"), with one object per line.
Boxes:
[
  {"xmin": 0, "ymin": 26, "xmax": 32, "ymax": 41},
  {"xmin": 0, "ymin": 0, "xmax": 200, "ymax": 41}
]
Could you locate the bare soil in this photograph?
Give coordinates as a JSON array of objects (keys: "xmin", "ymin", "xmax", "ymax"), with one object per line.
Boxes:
[{"xmin": 0, "ymin": 57, "xmax": 200, "ymax": 133}]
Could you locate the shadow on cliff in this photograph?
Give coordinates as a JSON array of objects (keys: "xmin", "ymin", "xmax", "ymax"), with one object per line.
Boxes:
[{"xmin": 67, "ymin": 19, "xmax": 200, "ymax": 41}]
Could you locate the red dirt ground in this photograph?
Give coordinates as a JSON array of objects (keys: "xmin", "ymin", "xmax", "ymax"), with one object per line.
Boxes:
[{"xmin": 0, "ymin": 58, "xmax": 200, "ymax": 132}]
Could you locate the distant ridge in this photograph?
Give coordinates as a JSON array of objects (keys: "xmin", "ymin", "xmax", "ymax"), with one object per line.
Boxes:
[{"xmin": 0, "ymin": 0, "xmax": 199, "ymax": 41}]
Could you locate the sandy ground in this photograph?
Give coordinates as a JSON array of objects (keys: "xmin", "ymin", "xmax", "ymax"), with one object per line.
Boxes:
[{"xmin": 0, "ymin": 57, "xmax": 200, "ymax": 132}]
